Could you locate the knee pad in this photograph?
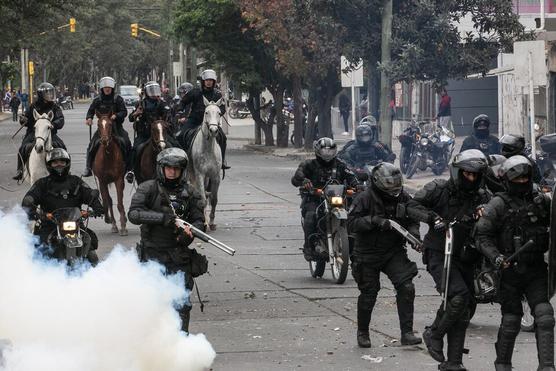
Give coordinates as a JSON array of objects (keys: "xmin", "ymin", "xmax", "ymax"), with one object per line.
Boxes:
[
  {"xmin": 359, "ymin": 289, "xmax": 379, "ymax": 306},
  {"xmin": 534, "ymin": 303, "xmax": 555, "ymax": 330},
  {"xmin": 396, "ymin": 281, "xmax": 415, "ymax": 297},
  {"xmin": 448, "ymin": 295, "xmax": 469, "ymax": 317},
  {"xmin": 500, "ymin": 314, "xmax": 521, "ymax": 335}
]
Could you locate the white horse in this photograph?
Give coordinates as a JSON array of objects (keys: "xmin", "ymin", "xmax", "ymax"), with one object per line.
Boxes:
[
  {"xmin": 25, "ymin": 110, "xmax": 53, "ymax": 184},
  {"xmin": 188, "ymin": 97, "xmax": 223, "ymax": 230}
]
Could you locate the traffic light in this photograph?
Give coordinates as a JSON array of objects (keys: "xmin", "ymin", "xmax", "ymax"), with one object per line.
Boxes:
[
  {"xmin": 28, "ymin": 61, "xmax": 34, "ymax": 76},
  {"xmin": 131, "ymin": 23, "xmax": 139, "ymax": 37},
  {"xmin": 69, "ymin": 18, "xmax": 76, "ymax": 32}
]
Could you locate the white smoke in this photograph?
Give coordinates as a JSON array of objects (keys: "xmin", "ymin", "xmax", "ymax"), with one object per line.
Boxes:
[{"xmin": 0, "ymin": 209, "xmax": 215, "ymax": 371}]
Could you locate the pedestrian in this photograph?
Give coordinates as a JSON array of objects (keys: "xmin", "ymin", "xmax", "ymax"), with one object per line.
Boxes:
[
  {"xmin": 407, "ymin": 149, "xmax": 490, "ymax": 371},
  {"xmin": 339, "ymin": 93, "xmax": 351, "ymax": 135},
  {"xmin": 348, "ymin": 163, "xmax": 422, "ymax": 348},
  {"xmin": 475, "ymin": 156, "xmax": 554, "ymax": 371},
  {"xmin": 9, "ymin": 92, "xmax": 20, "ymax": 122},
  {"xmin": 20, "ymin": 90, "xmax": 29, "ymax": 112},
  {"xmin": 437, "ymin": 88, "xmax": 451, "ymax": 128}
]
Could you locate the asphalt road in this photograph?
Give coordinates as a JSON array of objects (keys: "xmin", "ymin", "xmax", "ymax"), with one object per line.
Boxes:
[{"xmin": 0, "ymin": 104, "xmax": 545, "ymax": 370}]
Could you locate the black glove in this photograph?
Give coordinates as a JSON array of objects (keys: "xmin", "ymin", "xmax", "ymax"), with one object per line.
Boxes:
[
  {"xmin": 162, "ymin": 213, "xmax": 176, "ymax": 227},
  {"xmin": 494, "ymin": 254, "xmax": 508, "ymax": 270},
  {"xmin": 302, "ymin": 179, "xmax": 313, "ymax": 190},
  {"xmin": 433, "ymin": 216, "xmax": 446, "ymax": 232},
  {"xmin": 19, "ymin": 116, "xmax": 28, "ymax": 126},
  {"xmin": 371, "ymin": 216, "xmax": 391, "ymax": 231}
]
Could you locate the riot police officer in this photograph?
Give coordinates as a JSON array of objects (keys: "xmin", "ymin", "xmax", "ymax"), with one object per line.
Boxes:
[
  {"xmin": 126, "ymin": 81, "xmax": 171, "ymax": 183},
  {"xmin": 179, "ymin": 69, "xmax": 229, "ymax": 169},
  {"xmin": 348, "ymin": 162, "xmax": 422, "ymax": 348},
  {"xmin": 173, "ymin": 82, "xmax": 194, "ymax": 134},
  {"xmin": 128, "ymin": 148, "xmax": 207, "ymax": 332},
  {"xmin": 21, "ymin": 148, "xmax": 103, "ymax": 264},
  {"xmin": 13, "ymin": 82, "xmax": 66, "ymax": 180},
  {"xmin": 338, "ymin": 123, "xmax": 395, "ymax": 170},
  {"xmin": 499, "ymin": 133, "xmax": 542, "ymax": 183},
  {"xmin": 475, "ymin": 156, "xmax": 554, "ymax": 371},
  {"xmin": 460, "ymin": 114, "xmax": 500, "ymax": 156},
  {"xmin": 291, "ymin": 137, "xmax": 357, "ymax": 261},
  {"xmin": 83, "ymin": 76, "xmax": 132, "ymax": 177},
  {"xmin": 407, "ymin": 149, "xmax": 490, "ymax": 371}
]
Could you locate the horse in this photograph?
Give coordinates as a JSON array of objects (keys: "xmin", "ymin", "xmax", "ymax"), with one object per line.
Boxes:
[
  {"xmin": 188, "ymin": 97, "xmax": 223, "ymax": 230},
  {"xmin": 92, "ymin": 111, "xmax": 128, "ymax": 236},
  {"xmin": 137, "ymin": 120, "xmax": 170, "ymax": 184},
  {"xmin": 25, "ymin": 110, "xmax": 53, "ymax": 185}
]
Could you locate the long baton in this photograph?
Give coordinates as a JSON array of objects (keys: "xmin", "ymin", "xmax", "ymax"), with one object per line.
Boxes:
[
  {"xmin": 505, "ymin": 239, "xmax": 535, "ymax": 264},
  {"xmin": 175, "ymin": 218, "xmax": 235, "ymax": 256},
  {"xmin": 441, "ymin": 222, "xmax": 455, "ymax": 311},
  {"xmin": 388, "ymin": 219, "xmax": 423, "ymax": 250},
  {"xmin": 89, "ymin": 124, "xmax": 92, "ymax": 141},
  {"xmin": 11, "ymin": 124, "xmax": 25, "ymax": 140}
]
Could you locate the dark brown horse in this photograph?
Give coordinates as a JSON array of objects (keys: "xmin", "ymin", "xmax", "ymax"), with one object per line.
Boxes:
[
  {"xmin": 138, "ymin": 120, "xmax": 169, "ymax": 183},
  {"xmin": 92, "ymin": 111, "xmax": 128, "ymax": 236}
]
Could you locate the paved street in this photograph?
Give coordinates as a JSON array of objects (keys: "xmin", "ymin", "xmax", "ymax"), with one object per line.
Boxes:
[{"xmin": 0, "ymin": 104, "xmax": 544, "ymax": 370}]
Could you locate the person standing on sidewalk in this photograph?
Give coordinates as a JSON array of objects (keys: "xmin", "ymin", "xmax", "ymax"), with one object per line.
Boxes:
[
  {"xmin": 339, "ymin": 93, "xmax": 351, "ymax": 135},
  {"xmin": 20, "ymin": 90, "xmax": 29, "ymax": 112},
  {"xmin": 9, "ymin": 92, "xmax": 20, "ymax": 121},
  {"xmin": 437, "ymin": 88, "xmax": 451, "ymax": 128}
]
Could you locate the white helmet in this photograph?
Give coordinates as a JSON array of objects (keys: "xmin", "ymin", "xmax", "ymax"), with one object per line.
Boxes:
[
  {"xmin": 201, "ymin": 69, "xmax": 217, "ymax": 81},
  {"xmin": 99, "ymin": 76, "xmax": 116, "ymax": 89}
]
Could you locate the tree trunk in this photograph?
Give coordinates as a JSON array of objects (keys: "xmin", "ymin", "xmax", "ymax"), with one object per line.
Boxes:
[
  {"xmin": 273, "ymin": 85, "xmax": 288, "ymax": 147},
  {"xmin": 305, "ymin": 91, "xmax": 318, "ymax": 150},
  {"xmin": 264, "ymin": 106, "xmax": 276, "ymax": 146},
  {"xmin": 247, "ymin": 89, "xmax": 263, "ymax": 145},
  {"xmin": 379, "ymin": 0, "xmax": 393, "ymax": 147},
  {"xmin": 292, "ymin": 75, "xmax": 303, "ymax": 148}
]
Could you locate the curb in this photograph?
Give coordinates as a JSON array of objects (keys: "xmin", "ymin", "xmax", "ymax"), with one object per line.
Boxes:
[{"xmin": 243, "ymin": 144, "xmax": 314, "ymax": 161}]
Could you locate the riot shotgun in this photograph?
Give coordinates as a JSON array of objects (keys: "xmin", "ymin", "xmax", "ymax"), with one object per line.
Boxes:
[{"xmin": 174, "ymin": 217, "xmax": 236, "ymax": 256}]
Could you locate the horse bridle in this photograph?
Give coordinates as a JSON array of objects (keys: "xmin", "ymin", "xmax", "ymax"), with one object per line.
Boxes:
[
  {"xmin": 35, "ymin": 120, "xmax": 53, "ymax": 153},
  {"xmin": 204, "ymin": 103, "xmax": 221, "ymax": 139},
  {"xmin": 99, "ymin": 116, "xmax": 113, "ymax": 150},
  {"xmin": 151, "ymin": 121, "xmax": 167, "ymax": 150}
]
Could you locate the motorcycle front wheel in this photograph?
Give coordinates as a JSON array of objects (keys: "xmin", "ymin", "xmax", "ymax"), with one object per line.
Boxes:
[
  {"xmin": 330, "ymin": 226, "xmax": 349, "ymax": 284},
  {"xmin": 406, "ymin": 156, "xmax": 419, "ymax": 179},
  {"xmin": 400, "ymin": 146, "xmax": 410, "ymax": 174}
]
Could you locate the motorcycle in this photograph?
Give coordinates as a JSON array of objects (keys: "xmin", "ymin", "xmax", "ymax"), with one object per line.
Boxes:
[
  {"xmin": 58, "ymin": 95, "xmax": 73, "ymax": 110},
  {"xmin": 406, "ymin": 125, "xmax": 455, "ymax": 179},
  {"xmin": 41, "ymin": 207, "xmax": 95, "ymax": 266},
  {"xmin": 300, "ymin": 180, "xmax": 353, "ymax": 284},
  {"xmin": 229, "ymin": 99, "xmax": 250, "ymax": 119},
  {"xmin": 398, "ymin": 121, "xmax": 421, "ymax": 174}
]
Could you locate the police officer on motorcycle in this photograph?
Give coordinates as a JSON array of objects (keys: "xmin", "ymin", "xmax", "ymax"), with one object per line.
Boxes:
[
  {"xmin": 21, "ymin": 148, "xmax": 103, "ymax": 264},
  {"xmin": 82, "ymin": 76, "xmax": 132, "ymax": 177},
  {"xmin": 460, "ymin": 114, "xmax": 500, "ymax": 156},
  {"xmin": 499, "ymin": 133, "xmax": 542, "ymax": 183},
  {"xmin": 407, "ymin": 149, "xmax": 490, "ymax": 371},
  {"xmin": 291, "ymin": 137, "xmax": 358, "ymax": 261},
  {"xmin": 179, "ymin": 69, "xmax": 230, "ymax": 169},
  {"xmin": 13, "ymin": 82, "xmax": 66, "ymax": 181},
  {"xmin": 348, "ymin": 162, "xmax": 422, "ymax": 348},
  {"xmin": 126, "ymin": 81, "xmax": 171, "ymax": 183},
  {"xmin": 475, "ymin": 156, "xmax": 555, "ymax": 371},
  {"xmin": 128, "ymin": 148, "xmax": 207, "ymax": 332},
  {"xmin": 338, "ymin": 123, "xmax": 395, "ymax": 171}
]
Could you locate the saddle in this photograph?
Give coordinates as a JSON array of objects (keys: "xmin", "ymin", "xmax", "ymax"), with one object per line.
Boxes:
[{"xmin": 180, "ymin": 127, "xmax": 201, "ymax": 155}]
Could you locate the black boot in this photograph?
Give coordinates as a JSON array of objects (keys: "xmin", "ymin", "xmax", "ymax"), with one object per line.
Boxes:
[
  {"xmin": 357, "ymin": 330, "xmax": 371, "ymax": 348},
  {"xmin": 424, "ymin": 326, "xmax": 445, "ymax": 362},
  {"xmin": 441, "ymin": 315, "xmax": 469, "ymax": 371},
  {"xmin": 356, "ymin": 291, "xmax": 374, "ymax": 348},
  {"xmin": 179, "ymin": 307, "xmax": 191, "ymax": 333},
  {"xmin": 82, "ymin": 141, "xmax": 94, "ymax": 177},
  {"xmin": 534, "ymin": 303, "xmax": 555, "ymax": 370},
  {"xmin": 396, "ymin": 281, "xmax": 422, "ymax": 345},
  {"xmin": 218, "ymin": 130, "xmax": 230, "ymax": 169},
  {"xmin": 401, "ymin": 332, "xmax": 422, "ymax": 345},
  {"xmin": 494, "ymin": 314, "xmax": 521, "ymax": 369},
  {"xmin": 13, "ymin": 153, "xmax": 23, "ymax": 180}
]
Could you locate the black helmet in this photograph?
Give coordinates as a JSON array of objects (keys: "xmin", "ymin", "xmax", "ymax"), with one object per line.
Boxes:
[
  {"xmin": 355, "ymin": 124, "xmax": 374, "ymax": 145},
  {"xmin": 487, "ymin": 154, "xmax": 507, "ymax": 177},
  {"xmin": 144, "ymin": 81, "xmax": 161, "ymax": 98},
  {"xmin": 313, "ymin": 137, "xmax": 337, "ymax": 163},
  {"xmin": 371, "ymin": 162, "xmax": 403, "ymax": 198},
  {"xmin": 499, "ymin": 155, "xmax": 532, "ymax": 195},
  {"xmin": 156, "ymin": 148, "xmax": 188, "ymax": 187},
  {"xmin": 37, "ymin": 82, "xmax": 56, "ymax": 103},
  {"xmin": 178, "ymin": 82, "xmax": 194, "ymax": 99},
  {"xmin": 473, "ymin": 114, "xmax": 491, "ymax": 139},
  {"xmin": 499, "ymin": 134, "xmax": 525, "ymax": 158},
  {"xmin": 46, "ymin": 148, "xmax": 71, "ymax": 178},
  {"xmin": 450, "ymin": 149, "xmax": 488, "ymax": 191}
]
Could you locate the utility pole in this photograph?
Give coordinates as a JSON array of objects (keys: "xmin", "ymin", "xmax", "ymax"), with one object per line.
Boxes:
[{"xmin": 379, "ymin": 0, "xmax": 393, "ymax": 147}]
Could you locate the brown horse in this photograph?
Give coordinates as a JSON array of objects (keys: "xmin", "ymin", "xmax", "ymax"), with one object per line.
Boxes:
[
  {"xmin": 138, "ymin": 120, "xmax": 169, "ymax": 183},
  {"xmin": 92, "ymin": 111, "xmax": 128, "ymax": 236}
]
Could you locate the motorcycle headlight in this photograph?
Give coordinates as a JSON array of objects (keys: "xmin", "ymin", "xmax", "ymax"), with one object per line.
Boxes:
[
  {"xmin": 420, "ymin": 138, "xmax": 429, "ymax": 146},
  {"xmin": 62, "ymin": 221, "xmax": 77, "ymax": 232},
  {"xmin": 330, "ymin": 196, "xmax": 344, "ymax": 206}
]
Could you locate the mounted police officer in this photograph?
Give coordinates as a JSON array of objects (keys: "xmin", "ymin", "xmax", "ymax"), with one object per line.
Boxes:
[
  {"xmin": 82, "ymin": 76, "xmax": 132, "ymax": 177},
  {"xmin": 13, "ymin": 82, "xmax": 66, "ymax": 181},
  {"xmin": 460, "ymin": 114, "xmax": 500, "ymax": 156},
  {"xmin": 291, "ymin": 137, "xmax": 357, "ymax": 261},
  {"xmin": 338, "ymin": 121, "xmax": 395, "ymax": 170},
  {"xmin": 21, "ymin": 148, "xmax": 103, "ymax": 264},
  {"xmin": 475, "ymin": 156, "xmax": 555, "ymax": 371},
  {"xmin": 179, "ymin": 69, "xmax": 230, "ymax": 169},
  {"xmin": 126, "ymin": 81, "xmax": 171, "ymax": 183},
  {"xmin": 172, "ymin": 82, "xmax": 194, "ymax": 136},
  {"xmin": 348, "ymin": 162, "xmax": 422, "ymax": 348},
  {"xmin": 407, "ymin": 149, "xmax": 490, "ymax": 371},
  {"xmin": 128, "ymin": 148, "xmax": 207, "ymax": 332}
]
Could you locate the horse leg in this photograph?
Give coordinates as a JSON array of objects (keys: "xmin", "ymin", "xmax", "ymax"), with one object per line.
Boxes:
[
  {"xmin": 116, "ymin": 176, "xmax": 127, "ymax": 236},
  {"xmin": 98, "ymin": 180, "xmax": 112, "ymax": 225},
  {"xmin": 208, "ymin": 175, "xmax": 220, "ymax": 231},
  {"xmin": 107, "ymin": 191, "xmax": 118, "ymax": 233}
]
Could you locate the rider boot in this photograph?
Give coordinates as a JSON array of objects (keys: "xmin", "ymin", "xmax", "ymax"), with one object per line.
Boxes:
[
  {"xmin": 217, "ymin": 129, "xmax": 230, "ymax": 170},
  {"xmin": 494, "ymin": 314, "xmax": 521, "ymax": 370},
  {"xmin": 13, "ymin": 154, "xmax": 23, "ymax": 180},
  {"xmin": 396, "ymin": 281, "xmax": 422, "ymax": 345},
  {"xmin": 82, "ymin": 141, "xmax": 93, "ymax": 177}
]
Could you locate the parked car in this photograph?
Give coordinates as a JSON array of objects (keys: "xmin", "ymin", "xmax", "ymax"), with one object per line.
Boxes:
[{"xmin": 118, "ymin": 85, "xmax": 140, "ymax": 108}]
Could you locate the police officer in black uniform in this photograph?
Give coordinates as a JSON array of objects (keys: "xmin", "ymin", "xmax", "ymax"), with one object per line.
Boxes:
[
  {"xmin": 460, "ymin": 114, "xmax": 500, "ymax": 156},
  {"xmin": 82, "ymin": 76, "xmax": 132, "ymax": 177},
  {"xmin": 291, "ymin": 137, "xmax": 357, "ymax": 261},
  {"xmin": 338, "ymin": 123, "xmax": 396, "ymax": 170},
  {"xmin": 126, "ymin": 81, "xmax": 171, "ymax": 183},
  {"xmin": 21, "ymin": 148, "xmax": 103, "ymax": 264},
  {"xmin": 13, "ymin": 82, "xmax": 66, "ymax": 180},
  {"xmin": 348, "ymin": 162, "xmax": 422, "ymax": 348},
  {"xmin": 407, "ymin": 149, "xmax": 490, "ymax": 371},
  {"xmin": 475, "ymin": 156, "xmax": 555, "ymax": 371},
  {"xmin": 179, "ymin": 69, "xmax": 229, "ymax": 169},
  {"xmin": 499, "ymin": 133, "xmax": 542, "ymax": 183},
  {"xmin": 128, "ymin": 147, "xmax": 207, "ymax": 332}
]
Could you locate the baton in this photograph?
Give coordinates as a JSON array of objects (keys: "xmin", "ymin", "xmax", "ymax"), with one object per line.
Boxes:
[
  {"xmin": 11, "ymin": 124, "xmax": 25, "ymax": 140},
  {"xmin": 388, "ymin": 219, "xmax": 423, "ymax": 250},
  {"xmin": 175, "ymin": 217, "xmax": 235, "ymax": 256},
  {"xmin": 441, "ymin": 221, "xmax": 456, "ymax": 311},
  {"xmin": 505, "ymin": 239, "xmax": 535, "ymax": 265}
]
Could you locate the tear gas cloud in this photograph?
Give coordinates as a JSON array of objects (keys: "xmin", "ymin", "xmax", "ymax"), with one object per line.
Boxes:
[{"xmin": 0, "ymin": 209, "xmax": 215, "ymax": 371}]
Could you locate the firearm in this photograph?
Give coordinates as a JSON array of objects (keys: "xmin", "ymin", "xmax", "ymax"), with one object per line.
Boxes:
[
  {"xmin": 174, "ymin": 217, "xmax": 235, "ymax": 256},
  {"xmin": 388, "ymin": 219, "xmax": 423, "ymax": 251}
]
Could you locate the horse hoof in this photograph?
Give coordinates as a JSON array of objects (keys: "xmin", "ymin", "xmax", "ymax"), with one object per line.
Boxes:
[
  {"xmin": 111, "ymin": 225, "xmax": 119, "ymax": 234},
  {"xmin": 104, "ymin": 216, "xmax": 112, "ymax": 224},
  {"xmin": 119, "ymin": 228, "xmax": 128, "ymax": 236},
  {"xmin": 209, "ymin": 224, "xmax": 217, "ymax": 231}
]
